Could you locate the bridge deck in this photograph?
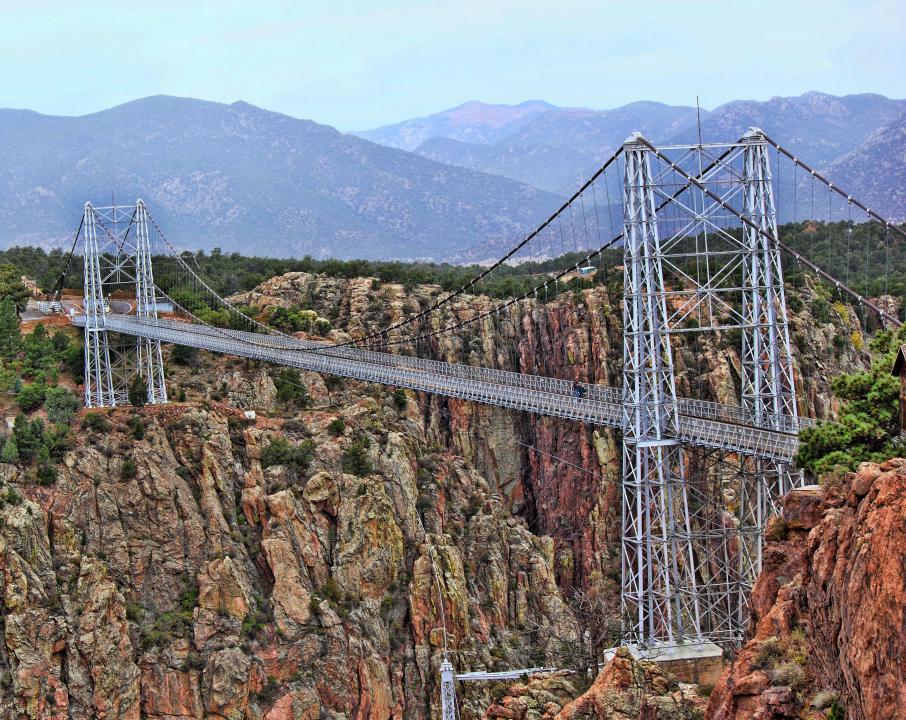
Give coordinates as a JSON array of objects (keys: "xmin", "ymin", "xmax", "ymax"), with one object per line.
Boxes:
[{"xmin": 75, "ymin": 315, "xmax": 801, "ymax": 462}]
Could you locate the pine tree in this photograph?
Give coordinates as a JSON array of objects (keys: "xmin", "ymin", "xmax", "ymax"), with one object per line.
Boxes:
[
  {"xmin": 129, "ymin": 376, "xmax": 148, "ymax": 407},
  {"xmin": 1, "ymin": 436, "xmax": 19, "ymax": 465},
  {"xmin": 0, "ymin": 297, "xmax": 20, "ymax": 358},
  {"xmin": 0, "ymin": 264, "xmax": 30, "ymax": 314}
]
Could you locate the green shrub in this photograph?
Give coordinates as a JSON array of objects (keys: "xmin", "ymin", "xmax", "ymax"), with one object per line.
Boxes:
[
  {"xmin": 121, "ymin": 459, "xmax": 137, "ymax": 480},
  {"xmin": 128, "ymin": 415, "xmax": 145, "ymax": 440},
  {"xmin": 84, "ymin": 413, "xmax": 112, "ymax": 433},
  {"xmin": 16, "ymin": 383, "xmax": 45, "ymax": 414},
  {"xmin": 392, "ymin": 388, "xmax": 408, "ymax": 410},
  {"xmin": 341, "ymin": 438, "xmax": 372, "ymax": 477},
  {"xmin": 45, "ymin": 387, "xmax": 79, "ymax": 425},
  {"xmin": 771, "ymin": 661, "xmax": 807, "ymax": 691},
  {"xmin": 327, "ymin": 418, "xmax": 345, "ymax": 436},
  {"xmin": 321, "ymin": 578, "xmax": 342, "ymax": 603},
  {"xmin": 171, "ymin": 344, "xmax": 198, "ymax": 365},
  {"xmin": 752, "ymin": 637, "xmax": 785, "ymax": 670},
  {"xmin": 36, "ymin": 462, "xmax": 57, "ymax": 486},
  {"xmin": 812, "ymin": 297, "xmax": 831, "ymax": 324},
  {"xmin": 261, "ymin": 437, "xmax": 315, "ymax": 470},
  {"xmin": 272, "ymin": 368, "xmax": 311, "ymax": 408}
]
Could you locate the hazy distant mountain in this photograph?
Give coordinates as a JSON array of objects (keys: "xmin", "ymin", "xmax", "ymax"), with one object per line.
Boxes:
[
  {"xmin": 823, "ymin": 112, "xmax": 906, "ymax": 221},
  {"xmin": 363, "ymin": 93, "xmax": 906, "ymax": 202},
  {"xmin": 0, "ymin": 96, "xmax": 560, "ymax": 259},
  {"xmin": 353, "ymin": 100, "xmax": 557, "ymax": 151},
  {"xmin": 412, "ymin": 101, "xmax": 702, "ymax": 194},
  {"xmin": 415, "ymin": 137, "xmax": 593, "ymax": 202},
  {"xmin": 672, "ymin": 92, "xmax": 906, "ymax": 167}
]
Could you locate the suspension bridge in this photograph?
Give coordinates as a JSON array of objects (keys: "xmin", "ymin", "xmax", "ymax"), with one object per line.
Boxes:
[{"xmin": 49, "ymin": 128, "xmax": 904, "ymax": 718}]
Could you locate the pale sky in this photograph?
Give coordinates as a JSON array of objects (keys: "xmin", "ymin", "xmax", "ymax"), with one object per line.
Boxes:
[{"xmin": 1, "ymin": 0, "xmax": 903, "ymax": 130}]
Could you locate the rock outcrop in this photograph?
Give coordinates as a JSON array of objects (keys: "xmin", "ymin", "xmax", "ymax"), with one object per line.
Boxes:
[
  {"xmin": 480, "ymin": 650, "xmax": 706, "ymax": 720},
  {"xmin": 0, "ymin": 387, "xmax": 575, "ymax": 718},
  {"xmin": 0, "ymin": 267, "xmax": 878, "ymax": 719},
  {"xmin": 707, "ymin": 461, "xmax": 906, "ymax": 719},
  {"xmin": 232, "ymin": 271, "xmax": 866, "ymax": 592}
]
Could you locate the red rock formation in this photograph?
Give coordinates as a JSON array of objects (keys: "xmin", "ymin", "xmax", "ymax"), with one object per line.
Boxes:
[
  {"xmin": 233, "ymin": 271, "xmax": 863, "ymax": 593},
  {"xmin": 560, "ymin": 649, "xmax": 706, "ymax": 719},
  {"xmin": 707, "ymin": 461, "xmax": 906, "ymax": 719},
  {"xmin": 0, "ymin": 381, "xmax": 576, "ymax": 718}
]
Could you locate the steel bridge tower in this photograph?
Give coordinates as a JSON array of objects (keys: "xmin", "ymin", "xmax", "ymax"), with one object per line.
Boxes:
[
  {"xmin": 620, "ymin": 136, "xmax": 702, "ymax": 645},
  {"xmin": 619, "ymin": 129, "xmax": 798, "ymax": 645},
  {"xmin": 734, "ymin": 129, "xmax": 798, "ymax": 623},
  {"xmin": 82, "ymin": 200, "xmax": 168, "ymax": 408}
]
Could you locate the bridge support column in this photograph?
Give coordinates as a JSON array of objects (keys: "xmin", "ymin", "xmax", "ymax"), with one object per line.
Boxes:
[
  {"xmin": 736, "ymin": 128, "xmax": 799, "ymax": 628},
  {"xmin": 439, "ymin": 657, "xmax": 457, "ymax": 720},
  {"xmin": 81, "ymin": 200, "xmax": 168, "ymax": 408},
  {"xmin": 134, "ymin": 200, "xmax": 168, "ymax": 404},
  {"xmin": 620, "ymin": 135, "xmax": 702, "ymax": 645},
  {"xmin": 82, "ymin": 203, "xmax": 117, "ymax": 408}
]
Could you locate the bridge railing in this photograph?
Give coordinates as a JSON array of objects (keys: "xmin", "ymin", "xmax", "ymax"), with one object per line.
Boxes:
[
  {"xmin": 133, "ymin": 314, "xmax": 809, "ymax": 434},
  {"xmin": 77, "ymin": 314, "xmax": 800, "ymax": 462}
]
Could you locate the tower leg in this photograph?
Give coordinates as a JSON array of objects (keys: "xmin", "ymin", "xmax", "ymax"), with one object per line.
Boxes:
[
  {"xmin": 134, "ymin": 200, "xmax": 167, "ymax": 404},
  {"xmin": 82, "ymin": 203, "xmax": 117, "ymax": 408},
  {"xmin": 733, "ymin": 128, "xmax": 800, "ymax": 639},
  {"xmin": 620, "ymin": 135, "xmax": 702, "ymax": 644},
  {"xmin": 439, "ymin": 658, "xmax": 457, "ymax": 720}
]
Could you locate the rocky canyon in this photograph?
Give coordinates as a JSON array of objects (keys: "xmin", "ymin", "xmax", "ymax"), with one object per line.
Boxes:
[{"xmin": 0, "ymin": 269, "xmax": 901, "ymax": 719}]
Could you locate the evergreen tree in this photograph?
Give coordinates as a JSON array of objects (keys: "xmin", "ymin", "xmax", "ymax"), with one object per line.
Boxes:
[
  {"xmin": 1, "ymin": 436, "xmax": 19, "ymax": 464},
  {"xmin": 12, "ymin": 415, "xmax": 44, "ymax": 463},
  {"xmin": 45, "ymin": 387, "xmax": 79, "ymax": 425},
  {"xmin": 0, "ymin": 297, "xmax": 20, "ymax": 358},
  {"xmin": 129, "ymin": 376, "xmax": 148, "ymax": 407},
  {"xmin": 797, "ymin": 326, "xmax": 905, "ymax": 475},
  {"xmin": 0, "ymin": 264, "xmax": 30, "ymax": 313}
]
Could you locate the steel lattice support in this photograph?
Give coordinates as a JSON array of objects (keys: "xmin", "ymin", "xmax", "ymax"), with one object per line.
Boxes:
[
  {"xmin": 620, "ymin": 136, "xmax": 702, "ymax": 644},
  {"xmin": 735, "ymin": 128, "xmax": 800, "ymax": 616},
  {"xmin": 134, "ymin": 200, "xmax": 168, "ymax": 404},
  {"xmin": 81, "ymin": 200, "xmax": 168, "ymax": 408},
  {"xmin": 439, "ymin": 658, "xmax": 457, "ymax": 720},
  {"xmin": 740, "ymin": 130, "xmax": 797, "ymax": 426},
  {"xmin": 82, "ymin": 203, "xmax": 117, "ymax": 408}
]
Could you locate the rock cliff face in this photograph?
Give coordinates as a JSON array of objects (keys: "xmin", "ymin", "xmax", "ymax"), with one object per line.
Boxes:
[
  {"xmin": 706, "ymin": 461, "xmax": 906, "ymax": 719},
  {"xmin": 0, "ymin": 371, "xmax": 576, "ymax": 718},
  {"xmin": 480, "ymin": 650, "xmax": 707, "ymax": 720},
  {"xmin": 233, "ymin": 270, "xmax": 870, "ymax": 590},
  {"xmin": 0, "ymin": 267, "xmax": 879, "ymax": 719}
]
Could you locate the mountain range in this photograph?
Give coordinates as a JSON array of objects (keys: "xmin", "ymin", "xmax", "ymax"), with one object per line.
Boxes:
[
  {"xmin": 0, "ymin": 97, "xmax": 558, "ymax": 260},
  {"xmin": 358, "ymin": 93, "xmax": 906, "ymax": 198},
  {"xmin": 1, "ymin": 91, "xmax": 904, "ymax": 260}
]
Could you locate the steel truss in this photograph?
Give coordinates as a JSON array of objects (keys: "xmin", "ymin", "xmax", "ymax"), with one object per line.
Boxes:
[
  {"xmin": 81, "ymin": 200, "xmax": 167, "ymax": 407},
  {"xmin": 620, "ymin": 137, "xmax": 702, "ymax": 644},
  {"xmin": 733, "ymin": 129, "xmax": 799, "ymax": 630},
  {"xmin": 619, "ymin": 130, "xmax": 800, "ymax": 645}
]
